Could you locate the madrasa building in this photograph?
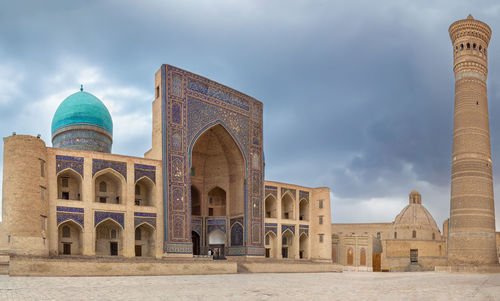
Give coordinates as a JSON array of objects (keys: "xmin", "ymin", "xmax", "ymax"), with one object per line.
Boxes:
[{"xmin": 0, "ymin": 65, "xmax": 333, "ymax": 275}]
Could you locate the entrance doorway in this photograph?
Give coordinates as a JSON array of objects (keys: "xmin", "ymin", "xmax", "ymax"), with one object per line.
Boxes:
[
  {"xmin": 63, "ymin": 243, "xmax": 71, "ymax": 255},
  {"xmin": 110, "ymin": 242, "xmax": 118, "ymax": 256},
  {"xmin": 410, "ymin": 249, "xmax": 418, "ymax": 264},
  {"xmin": 282, "ymin": 247, "xmax": 288, "ymax": 258},
  {"xmin": 135, "ymin": 245, "xmax": 142, "ymax": 257},
  {"xmin": 192, "ymin": 231, "xmax": 201, "ymax": 255}
]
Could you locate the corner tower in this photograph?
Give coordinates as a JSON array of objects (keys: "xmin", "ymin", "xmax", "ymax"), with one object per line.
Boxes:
[{"xmin": 448, "ymin": 15, "xmax": 497, "ymax": 264}]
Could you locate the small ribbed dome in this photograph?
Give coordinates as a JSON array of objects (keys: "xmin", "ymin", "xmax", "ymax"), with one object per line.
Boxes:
[
  {"xmin": 392, "ymin": 191, "xmax": 441, "ymax": 240},
  {"xmin": 51, "ymin": 88, "xmax": 113, "ymax": 153},
  {"xmin": 51, "ymin": 90, "xmax": 113, "ymax": 136}
]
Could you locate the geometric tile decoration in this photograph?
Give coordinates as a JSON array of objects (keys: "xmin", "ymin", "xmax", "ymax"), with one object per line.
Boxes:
[
  {"xmin": 94, "ymin": 211, "xmax": 125, "ymax": 228},
  {"xmin": 191, "ymin": 217, "xmax": 202, "ymax": 236},
  {"xmin": 134, "ymin": 164, "xmax": 156, "ymax": 184},
  {"xmin": 207, "ymin": 217, "xmax": 227, "ymax": 234},
  {"xmin": 165, "ymin": 242, "xmax": 193, "ymax": 254},
  {"xmin": 187, "ymin": 78, "xmax": 250, "ymax": 111},
  {"xmin": 282, "ymin": 224, "xmax": 295, "ymax": 235},
  {"xmin": 281, "ymin": 188, "xmax": 296, "ymax": 199},
  {"xmin": 246, "ymin": 246, "xmax": 266, "ymax": 256},
  {"xmin": 265, "ymin": 185, "xmax": 277, "ymax": 199},
  {"xmin": 265, "ymin": 223, "xmax": 278, "ymax": 236},
  {"xmin": 92, "ymin": 159, "xmax": 127, "ymax": 180},
  {"xmin": 56, "ymin": 206, "xmax": 84, "ymax": 228},
  {"xmin": 230, "ymin": 223, "xmax": 244, "ymax": 246},
  {"xmin": 299, "ymin": 190, "xmax": 310, "ymax": 202},
  {"xmin": 299, "ymin": 224, "xmax": 309, "ymax": 236},
  {"xmin": 56, "ymin": 155, "xmax": 84, "ymax": 177},
  {"xmin": 134, "ymin": 212, "xmax": 156, "ymax": 229}
]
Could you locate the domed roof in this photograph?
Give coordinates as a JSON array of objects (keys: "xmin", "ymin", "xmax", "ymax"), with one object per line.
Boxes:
[
  {"xmin": 394, "ymin": 202, "xmax": 439, "ymax": 229},
  {"xmin": 51, "ymin": 88, "xmax": 113, "ymax": 136}
]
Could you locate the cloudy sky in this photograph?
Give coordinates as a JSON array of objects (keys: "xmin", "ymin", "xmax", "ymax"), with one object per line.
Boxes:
[{"xmin": 1, "ymin": 0, "xmax": 500, "ymax": 230}]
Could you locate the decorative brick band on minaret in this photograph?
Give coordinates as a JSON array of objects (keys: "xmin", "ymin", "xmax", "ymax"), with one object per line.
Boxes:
[{"xmin": 448, "ymin": 15, "xmax": 497, "ymax": 265}]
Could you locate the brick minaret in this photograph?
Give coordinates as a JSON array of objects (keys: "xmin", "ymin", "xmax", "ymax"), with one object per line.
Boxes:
[{"xmin": 448, "ymin": 15, "xmax": 497, "ymax": 264}]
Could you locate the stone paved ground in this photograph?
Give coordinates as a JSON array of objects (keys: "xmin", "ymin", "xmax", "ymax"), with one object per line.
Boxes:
[{"xmin": 0, "ymin": 272, "xmax": 499, "ymax": 301}]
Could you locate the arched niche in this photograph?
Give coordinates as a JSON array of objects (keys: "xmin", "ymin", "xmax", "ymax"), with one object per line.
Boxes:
[
  {"xmin": 281, "ymin": 229, "xmax": 294, "ymax": 259},
  {"xmin": 265, "ymin": 194, "xmax": 277, "ymax": 218},
  {"xmin": 299, "ymin": 199, "xmax": 309, "ymax": 221},
  {"xmin": 265, "ymin": 231, "xmax": 278, "ymax": 258},
  {"xmin": 208, "ymin": 229, "xmax": 226, "ymax": 245},
  {"xmin": 58, "ymin": 220, "xmax": 83, "ymax": 255},
  {"xmin": 94, "ymin": 169, "xmax": 124, "ymax": 204},
  {"xmin": 347, "ymin": 247, "xmax": 354, "ymax": 266},
  {"xmin": 135, "ymin": 177, "xmax": 154, "ymax": 206},
  {"xmin": 134, "ymin": 223, "xmax": 155, "ymax": 257},
  {"xmin": 57, "ymin": 169, "xmax": 82, "ymax": 201},
  {"xmin": 190, "ymin": 124, "xmax": 245, "ymax": 218},
  {"xmin": 281, "ymin": 192, "xmax": 294, "ymax": 220},
  {"xmin": 207, "ymin": 186, "xmax": 226, "ymax": 216},
  {"xmin": 95, "ymin": 219, "xmax": 123, "ymax": 256},
  {"xmin": 299, "ymin": 233, "xmax": 309, "ymax": 259}
]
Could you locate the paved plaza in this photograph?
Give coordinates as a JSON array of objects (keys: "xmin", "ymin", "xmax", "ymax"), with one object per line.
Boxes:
[{"xmin": 0, "ymin": 272, "xmax": 499, "ymax": 300}]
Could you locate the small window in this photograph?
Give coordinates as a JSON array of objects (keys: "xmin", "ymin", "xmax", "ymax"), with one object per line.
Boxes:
[
  {"xmin": 479, "ymin": 45, "xmax": 483, "ymax": 52},
  {"xmin": 156, "ymin": 86, "xmax": 160, "ymax": 98},
  {"xmin": 41, "ymin": 215, "xmax": 47, "ymax": 230},
  {"xmin": 62, "ymin": 192, "xmax": 69, "ymax": 200},
  {"xmin": 40, "ymin": 186, "xmax": 46, "ymax": 200},
  {"xmin": 135, "ymin": 185, "xmax": 141, "ymax": 195},
  {"xmin": 190, "ymin": 167, "xmax": 196, "ymax": 177},
  {"xmin": 377, "ymin": 232, "xmax": 381, "ymax": 239},
  {"xmin": 62, "ymin": 177, "xmax": 69, "ymax": 188},
  {"xmin": 460, "ymin": 44, "xmax": 464, "ymax": 50},
  {"xmin": 62, "ymin": 225, "xmax": 70, "ymax": 237},
  {"xmin": 473, "ymin": 43, "xmax": 476, "ymax": 49},
  {"xmin": 455, "ymin": 45, "xmax": 458, "ymax": 53},
  {"xmin": 318, "ymin": 200, "xmax": 324, "ymax": 209},
  {"xmin": 319, "ymin": 234, "xmax": 324, "ymax": 243},
  {"xmin": 111, "ymin": 229, "xmax": 117, "ymax": 239},
  {"xmin": 135, "ymin": 199, "xmax": 141, "ymax": 206},
  {"xmin": 40, "ymin": 159, "xmax": 45, "ymax": 177},
  {"xmin": 135, "ymin": 228, "xmax": 141, "ymax": 240},
  {"xmin": 282, "ymin": 236, "xmax": 287, "ymax": 245},
  {"xmin": 412, "ymin": 230, "xmax": 417, "ymax": 238},
  {"xmin": 99, "ymin": 181, "xmax": 107, "ymax": 192},
  {"xmin": 284, "ymin": 212, "xmax": 289, "ymax": 219},
  {"xmin": 394, "ymin": 232, "xmax": 397, "ymax": 239},
  {"xmin": 99, "ymin": 197, "xmax": 107, "ymax": 203},
  {"xmin": 319, "ymin": 216, "xmax": 324, "ymax": 225},
  {"xmin": 467, "ymin": 43, "xmax": 470, "ymax": 49}
]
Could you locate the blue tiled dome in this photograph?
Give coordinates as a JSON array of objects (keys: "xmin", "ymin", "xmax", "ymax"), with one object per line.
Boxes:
[
  {"xmin": 51, "ymin": 90, "xmax": 113, "ymax": 135},
  {"xmin": 51, "ymin": 88, "xmax": 113, "ymax": 153}
]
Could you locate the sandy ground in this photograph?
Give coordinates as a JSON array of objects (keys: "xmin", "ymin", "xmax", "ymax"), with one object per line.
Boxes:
[{"xmin": 0, "ymin": 272, "xmax": 498, "ymax": 300}]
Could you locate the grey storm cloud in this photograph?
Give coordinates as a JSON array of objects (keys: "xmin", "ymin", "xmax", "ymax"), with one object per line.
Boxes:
[{"xmin": 1, "ymin": 0, "xmax": 500, "ymax": 229}]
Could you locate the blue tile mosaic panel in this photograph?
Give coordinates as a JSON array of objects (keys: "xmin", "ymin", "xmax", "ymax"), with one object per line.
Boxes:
[
  {"xmin": 56, "ymin": 155, "xmax": 84, "ymax": 177},
  {"xmin": 299, "ymin": 190, "xmax": 310, "ymax": 202},
  {"xmin": 187, "ymin": 78, "xmax": 250, "ymax": 111},
  {"xmin": 94, "ymin": 211, "xmax": 124, "ymax": 228},
  {"xmin": 265, "ymin": 223, "xmax": 278, "ymax": 235},
  {"xmin": 134, "ymin": 217, "xmax": 156, "ymax": 229},
  {"xmin": 57, "ymin": 206, "xmax": 84, "ymax": 213},
  {"xmin": 57, "ymin": 212, "xmax": 84, "ymax": 228},
  {"xmin": 281, "ymin": 188, "xmax": 296, "ymax": 199},
  {"xmin": 281, "ymin": 224, "xmax": 295, "ymax": 235},
  {"xmin": 230, "ymin": 222, "xmax": 244, "ymax": 246},
  {"xmin": 92, "ymin": 159, "xmax": 127, "ymax": 180},
  {"xmin": 134, "ymin": 164, "xmax": 156, "ymax": 184}
]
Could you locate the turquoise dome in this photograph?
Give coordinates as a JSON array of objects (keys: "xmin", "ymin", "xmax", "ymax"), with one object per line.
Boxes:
[{"xmin": 51, "ymin": 90, "xmax": 113, "ymax": 136}]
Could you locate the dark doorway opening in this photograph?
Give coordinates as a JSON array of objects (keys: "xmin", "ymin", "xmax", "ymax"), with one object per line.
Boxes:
[
  {"xmin": 110, "ymin": 242, "xmax": 118, "ymax": 256},
  {"xmin": 282, "ymin": 247, "xmax": 288, "ymax": 258},
  {"xmin": 63, "ymin": 243, "xmax": 71, "ymax": 255},
  {"xmin": 192, "ymin": 231, "xmax": 200, "ymax": 255},
  {"xmin": 265, "ymin": 248, "xmax": 270, "ymax": 258},
  {"xmin": 410, "ymin": 249, "xmax": 418, "ymax": 264},
  {"xmin": 135, "ymin": 245, "xmax": 142, "ymax": 257}
]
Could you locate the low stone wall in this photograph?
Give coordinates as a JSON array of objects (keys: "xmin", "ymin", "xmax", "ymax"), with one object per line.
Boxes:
[
  {"xmin": 435, "ymin": 264, "xmax": 500, "ymax": 273},
  {"xmin": 9, "ymin": 256, "xmax": 237, "ymax": 276},
  {"xmin": 383, "ymin": 256, "xmax": 447, "ymax": 272},
  {"xmin": 239, "ymin": 262, "xmax": 342, "ymax": 273}
]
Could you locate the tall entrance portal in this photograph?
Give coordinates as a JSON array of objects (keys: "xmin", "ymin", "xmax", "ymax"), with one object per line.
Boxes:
[{"xmin": 190, "ymin": 124, "xmax": 245, "ymax": 257}]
